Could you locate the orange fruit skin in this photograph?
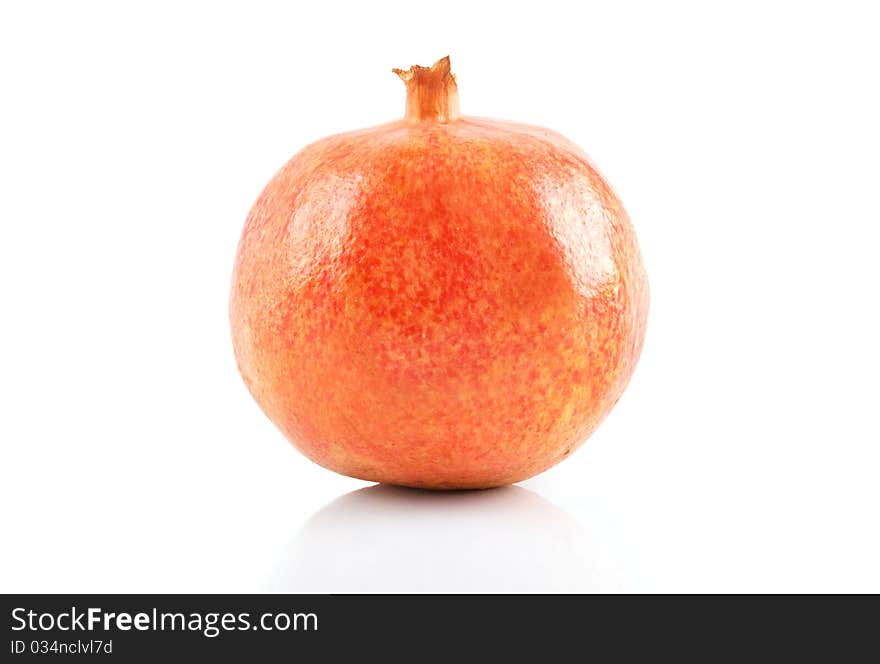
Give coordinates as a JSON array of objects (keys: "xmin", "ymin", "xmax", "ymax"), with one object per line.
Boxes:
[{"xmin": 230, "ymin": 117, "xmax": 649, "ymax": 489}]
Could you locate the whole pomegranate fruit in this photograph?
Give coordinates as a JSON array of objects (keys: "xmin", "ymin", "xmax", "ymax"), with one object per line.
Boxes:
[{"xmin": 230, "ymin": 57, "xmax": 648, "ymax": 489}]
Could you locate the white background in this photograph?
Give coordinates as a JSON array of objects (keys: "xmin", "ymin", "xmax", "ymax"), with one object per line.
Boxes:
[{"xmin": 2, "ymin": 1, "xmax": 878, "ymax": 593}]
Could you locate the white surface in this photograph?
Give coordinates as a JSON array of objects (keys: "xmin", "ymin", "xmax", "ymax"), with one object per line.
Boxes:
[{"xmin": 1, "ymin": 1, "xmax": 878, "ymax": 593}]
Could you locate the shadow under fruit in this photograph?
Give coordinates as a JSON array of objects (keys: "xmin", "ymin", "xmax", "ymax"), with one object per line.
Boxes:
[{"xmin": 230, "ymin": 57, "xmax": 649, "ymax": 489}]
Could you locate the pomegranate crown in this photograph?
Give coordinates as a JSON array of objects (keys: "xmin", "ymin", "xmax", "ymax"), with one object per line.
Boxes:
[{"xmin": 393, "ymin": 56, "xmax": 461, "ymax": 124}]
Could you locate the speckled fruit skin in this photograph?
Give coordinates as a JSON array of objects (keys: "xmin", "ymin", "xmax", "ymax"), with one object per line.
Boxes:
[{"xmin": 231, "ymin": 60, "xmax": 648, "ymax": 489}]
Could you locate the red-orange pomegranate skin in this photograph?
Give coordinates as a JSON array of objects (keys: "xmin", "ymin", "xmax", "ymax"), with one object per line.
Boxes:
[{"xmin": 230, "ymin": 58, "xmax": 648, "ymax": 489}]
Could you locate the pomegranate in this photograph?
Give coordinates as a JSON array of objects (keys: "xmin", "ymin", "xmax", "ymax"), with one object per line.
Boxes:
[{"xmin": 230, "ymin": 57, "xmax": 648, "ymax": 489}]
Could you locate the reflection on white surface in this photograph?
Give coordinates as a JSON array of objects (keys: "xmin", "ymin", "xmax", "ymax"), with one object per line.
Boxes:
[{"xmin": 268, "ymin": 484, "xmax": 618, "ymax": 593}]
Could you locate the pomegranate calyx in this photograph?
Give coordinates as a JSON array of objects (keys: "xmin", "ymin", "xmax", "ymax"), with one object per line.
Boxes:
[{"xmin": 393, "ymin": 56, "xmax": 461, "ymax": 124}]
